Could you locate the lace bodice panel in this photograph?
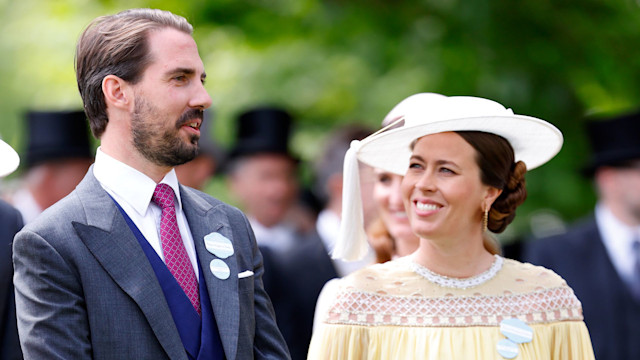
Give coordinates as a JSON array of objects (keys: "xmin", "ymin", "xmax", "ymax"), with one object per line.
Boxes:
[{"xmin": 323, "ymin": 258, "xmax": 583, "ymax": 327}]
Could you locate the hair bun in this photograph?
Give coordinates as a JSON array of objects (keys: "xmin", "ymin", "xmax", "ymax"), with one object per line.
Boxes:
[
  {"xmin": 507, "ymin": 161, "xmax": 527, "ymax": 190},
  {"xmin": 488, "ymin": 161, "xmax": 528, "ymax": 233}
]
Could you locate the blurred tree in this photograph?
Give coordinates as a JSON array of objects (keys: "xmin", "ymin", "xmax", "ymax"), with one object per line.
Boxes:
[{"xmin": 2, "ymin": 0, "xmax": 639, "ymax": 240}]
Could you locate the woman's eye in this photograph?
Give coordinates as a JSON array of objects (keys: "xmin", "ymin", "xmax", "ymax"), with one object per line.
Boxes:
[
  {"xmin": 439, "ymin": 167, "xmax": 455, "ymax": 174},
  {"xmin": 377, "ymin": 174, "xmax": 391, "ymax": 184}
]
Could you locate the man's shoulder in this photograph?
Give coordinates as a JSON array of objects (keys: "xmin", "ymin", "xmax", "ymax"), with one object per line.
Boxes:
[
  {"xmin": 0, "ymin": 199, "xmax": 22, "ymax": 227},
  {"xmin": 181, "ymin": 185, "xmax": 242, "ymax": 213},
  {"xmin": 523, "ymin": 215, "xmax": 600, "ymax": 267},
  {"xmin": 531, "ymin": 215, "xmax": 598, "ymax": 248},
  {"xmin": 21, "ymin": 188, "xmax": 101, "ymax": 240},
  {"xmin": 179, "ymin": 186, "xmax": 247, "ymax": 222},
  {"xmin": 181, "ymin": 186, "xmax": 225, "ymax": 206}
]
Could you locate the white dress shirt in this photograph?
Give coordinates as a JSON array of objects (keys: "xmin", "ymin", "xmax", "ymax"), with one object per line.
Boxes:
[
  {"xmin": 596, "ymin": 203, "xmax": 640, "ymax": 288},
  {"xmin": 11, "ymin": 187, "xmax": 43, "ymax": 224},
  {"xmin": 249, "ymin": 218, "xmax": 296, "ymax": 253},
  {"xmin": 93, "ymin": 147, "xmax": 199, "ymax": 279}
]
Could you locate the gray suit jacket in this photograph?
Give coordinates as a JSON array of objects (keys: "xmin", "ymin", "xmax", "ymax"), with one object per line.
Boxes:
[
  {"xmin": 13, "ymin": 168, "xmax": 290, "ymax": 360},
  {"xmin": 523, "ymin": 216, "xmax": 640, "ymax": 360}
]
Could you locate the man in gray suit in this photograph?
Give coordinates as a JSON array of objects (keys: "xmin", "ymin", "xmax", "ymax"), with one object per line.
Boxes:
[{"xmin": 13, "ymin": 9, "xmax": 290, "ymax": 360}]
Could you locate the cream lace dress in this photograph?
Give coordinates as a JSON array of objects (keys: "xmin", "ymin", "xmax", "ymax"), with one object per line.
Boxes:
[{"xmin": 308, "ymin": 256, "xmax": 594, "ymax": 359}]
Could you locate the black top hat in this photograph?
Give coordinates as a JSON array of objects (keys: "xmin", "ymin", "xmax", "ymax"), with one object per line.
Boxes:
[
  {"xmin": 229, "ymin": 107, "xmax": 296, "ymax": 160},
  {"xmin": 583, "ymin": 110, "xmax": 640, "ymax": 175},
  {"xmin": 24, "ymin": 110, "xmax": 93, "ymax": 168}
]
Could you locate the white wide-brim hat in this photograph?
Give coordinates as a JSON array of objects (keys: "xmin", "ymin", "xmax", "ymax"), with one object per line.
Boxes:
[
  {"xmin": 333, "ymin": 93, "xmax": 563, "ymax": 261},
  {"xmin": 0, "ymin": 138, "xmax": 20, "ymax": 177}
]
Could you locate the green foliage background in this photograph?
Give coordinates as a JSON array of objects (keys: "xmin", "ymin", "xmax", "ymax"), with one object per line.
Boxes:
[{"xmin": 2, "ymin": 0, "xmax": 640, "ymax": 241}]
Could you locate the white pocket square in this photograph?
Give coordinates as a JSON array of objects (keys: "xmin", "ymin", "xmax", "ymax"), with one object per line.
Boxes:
[{"xmin": 238, "ymin": 270, "xmax": 254, "ymax": 279}]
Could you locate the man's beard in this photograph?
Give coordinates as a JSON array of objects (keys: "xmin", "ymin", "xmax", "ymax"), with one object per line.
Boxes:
[{"xmin": 131, "ymin": 98, "xmax": 202, "ymax": 167}]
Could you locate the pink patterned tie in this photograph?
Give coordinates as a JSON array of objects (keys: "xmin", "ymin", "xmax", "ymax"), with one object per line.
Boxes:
[{"xmin": 152, "ymin": 183, "xmax": 201, "ymax": 315}]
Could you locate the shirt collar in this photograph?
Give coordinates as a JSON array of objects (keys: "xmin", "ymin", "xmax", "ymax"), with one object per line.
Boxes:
[
  {"xmin": 596, "ymin": 203, "xmax": 640, "ymax": 244},
  {"xmin": 316, "ymin": 209, "xmax": 341, "ymax": 250},
  {"xmin": 94, "ymin": 147, "xmax": 183, "ymax": 216},
  {"xmin": 595, "ymin": 203, "xmax": 640, "ymax": 281}
]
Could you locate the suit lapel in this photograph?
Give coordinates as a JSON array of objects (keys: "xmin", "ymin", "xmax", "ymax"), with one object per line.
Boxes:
[
  {"xmin": 180, "ymin": 186, "xmax": 239, "ymax": 360},
  {"xmin": 73, "ymin": 169, "xmax": 188, "ymax": 360}
]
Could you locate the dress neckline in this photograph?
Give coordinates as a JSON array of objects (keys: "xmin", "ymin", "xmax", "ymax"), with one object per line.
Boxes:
[{"xmin": 409, "ymin": 255, "xmax": 503, "ymax": 289}]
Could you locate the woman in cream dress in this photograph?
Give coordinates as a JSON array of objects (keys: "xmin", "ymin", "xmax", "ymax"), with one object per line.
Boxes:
[{"xmin": 308, "ymin": 93, "xmax": 594, "ymax": 359}]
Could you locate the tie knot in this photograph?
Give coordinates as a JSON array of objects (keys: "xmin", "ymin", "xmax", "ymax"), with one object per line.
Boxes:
[{"xmin": 152, "ymin": 183, "xmax": 176, "ymax": 209}]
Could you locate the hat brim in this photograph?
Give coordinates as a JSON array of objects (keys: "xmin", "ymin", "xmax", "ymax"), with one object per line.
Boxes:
[
  {"xmin": 357, "ymin": 115, "xmax": 563, "ymax": 175},
  {"xmin": 0, "ymin": 139, "xmax": 20, "ymax": 177}
]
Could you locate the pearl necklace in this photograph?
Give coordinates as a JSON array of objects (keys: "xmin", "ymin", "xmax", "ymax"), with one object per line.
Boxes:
[{"xmin": 410, "ymin": 255, "xmax": 503, "ymax": 289}]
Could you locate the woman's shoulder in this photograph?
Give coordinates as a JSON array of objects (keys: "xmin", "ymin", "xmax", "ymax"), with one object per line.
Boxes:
[
  {"xmin": 498, "ymin": 257, "xmax": 569, "ymax": 290},
  {"xmin": 490, "ymin": 258, "xmax": 584, "ymax": 322},
  {"xmin": 312, "ymin": 261, "xmax": 405, "ymax": 329},
  {"xmin": 337, "ymin": 258, "xmax": 417, "ymax": 292},
  {"xmin": 315, "ymin": 261, "xmax": 406, "ymax": 300}
]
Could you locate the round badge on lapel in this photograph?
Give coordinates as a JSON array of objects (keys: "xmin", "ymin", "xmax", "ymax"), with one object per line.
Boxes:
[
  {"xmin": 210, "ymin": 259, "xmax": 230, "ymax": 280},
  {"xmin": 500, "ymin": 318, "xmax": 533, "ymax": 344},
  {"xmin": 204, "ymin": 232, "xmax": 234, "ymax": 259}
]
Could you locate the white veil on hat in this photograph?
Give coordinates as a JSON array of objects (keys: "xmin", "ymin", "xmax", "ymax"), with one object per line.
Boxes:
[{"xmin": 333, "ymin": 93, "xmax": 563, "ymax": 261}]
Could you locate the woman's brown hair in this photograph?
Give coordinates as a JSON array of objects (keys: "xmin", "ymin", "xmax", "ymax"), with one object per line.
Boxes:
[{"xmin": 456, "ymin": 131, "xmax": 528, "ymax": 254}]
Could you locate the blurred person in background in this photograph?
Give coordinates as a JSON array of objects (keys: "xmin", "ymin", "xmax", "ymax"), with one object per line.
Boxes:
[
  {"xmin": 226, "ymin": 107, "xmax": 302, "ymax": 253},
  {"xmin": 226, "ymin": 106, "xmax": 312, "ymax": 359},
  {"xmin": 276, "ymin": 124, "xmax": 373, "ymax": 359},
  {"xmin": 175, "ymin": 110, "xmax": 225, "ymax": 190},
  {"xmin": 311, "ymin": 124, "xmax": 376, "ymax": 277},
  {"xmin": 524, "ymin": 110, "xmax": 640, "ymax": 360},
  {"xmin": 311, "ymin": 125, "xmax": 421, "ymax": 334},
  {"xmin": 4, "ymin": 110, "xmax": 93, "ymax": 224},
  {"xmin": 367, "ymin": 169, "xmax": 420, "ymax": 262},
  {"xmin": 367, "ymin": 96, "xmax": 422, "ymax": 263},
  {"xmin": 0, "ymin": 137, "xmax": 23, "ymax": 360},
  {"xmin": 311, "ymin": 100, "xmax": 421, "ymax": 333}
]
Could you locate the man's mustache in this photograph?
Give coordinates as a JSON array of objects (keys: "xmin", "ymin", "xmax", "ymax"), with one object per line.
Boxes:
[{"xmin": 176, "ymin": 109, "xmax": 204, "ymax": 128}]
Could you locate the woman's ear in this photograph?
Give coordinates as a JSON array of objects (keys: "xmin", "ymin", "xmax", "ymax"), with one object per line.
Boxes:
[
  {"xmin": 102, "ymin": 75, "xmax": 131, "ymax": 111},
  {"xmin": 484, "ymin": 186, "xmax": 502, "ymax": 208}
]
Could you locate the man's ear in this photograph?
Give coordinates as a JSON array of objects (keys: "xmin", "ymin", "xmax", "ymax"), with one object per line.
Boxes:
[{"xmin": 102, "ymin": 75, "xmax": 131, "ymax": 111}]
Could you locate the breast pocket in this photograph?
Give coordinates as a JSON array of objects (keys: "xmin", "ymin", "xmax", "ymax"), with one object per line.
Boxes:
[{"xmin": 238, "ymin": 275, "xmax": 255, "ymax": 294}]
